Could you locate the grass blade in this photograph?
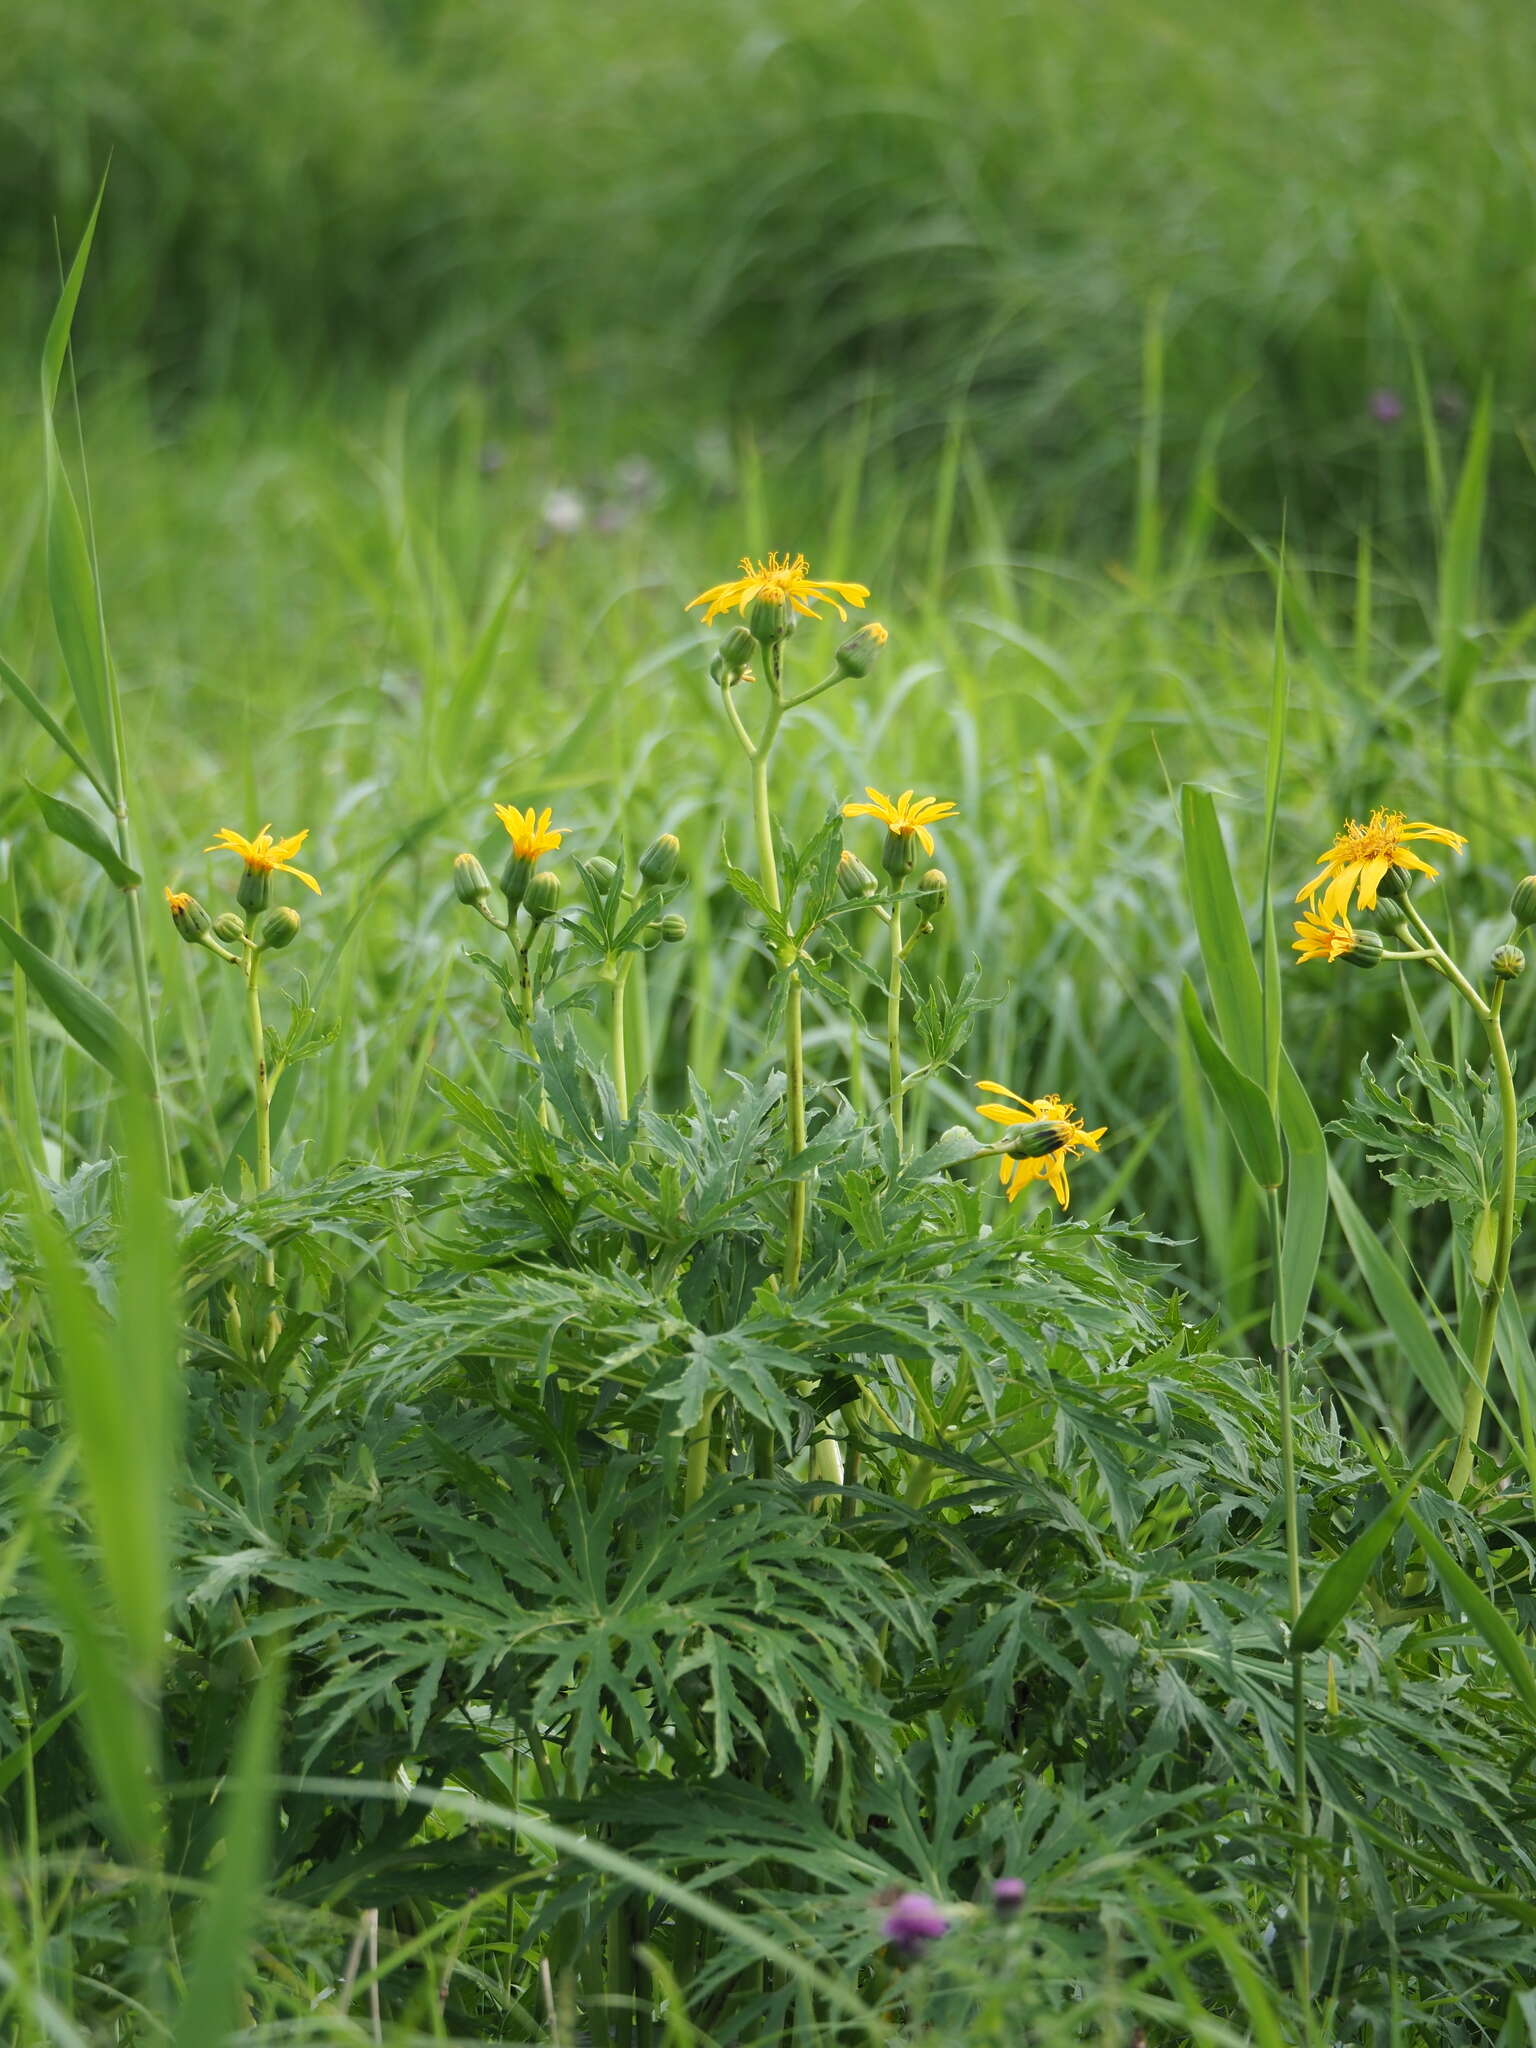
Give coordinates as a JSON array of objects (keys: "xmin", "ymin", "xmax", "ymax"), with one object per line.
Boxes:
[
  {"xmin": 1180, "ymin": 783, "xmax": 1265, "ymax": 1082},
  {"xmin": 0, "ymin": 914, "xmax": 153, "ymax": 1093}
]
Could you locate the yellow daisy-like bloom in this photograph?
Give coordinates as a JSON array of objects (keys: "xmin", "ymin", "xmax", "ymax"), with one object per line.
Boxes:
[
  {"xmin": 494, "ymin": 804, "xmax": 564, "ymax": 861},
  {"xmin": 841, "ymin": 786, "xmax": 958, "ymax": 858},
  {"xmin": 1297, "ymin": 808, "xmax": 1465, "ymax": 921},
  {"xmin": 205, "ymin": 824, "xmax": 321, "ymax": 894},
  {"xmin": 1292, "ymin": 907, "xmax": 1363, "ymax": 965},
  {"xmin": 687, "ymin": 552, "xmax": 870, "ymax": 626},
  {"xmin": 975, "ymin": 1082, "xmax": 1107, "ymax": 1211}
]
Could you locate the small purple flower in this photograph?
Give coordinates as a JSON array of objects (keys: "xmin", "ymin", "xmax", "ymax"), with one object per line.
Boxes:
[
  {"xmin": 881, "ymin": 1890, "xmax": 949, "ymax": 1959},
  {"xmin": 992, "ymin": 1876, "xmax": 1027, "ymax": 1916},
  {"xmin": 1368, "ymin": 388, "xmax": 1404, "ymax": 426}
]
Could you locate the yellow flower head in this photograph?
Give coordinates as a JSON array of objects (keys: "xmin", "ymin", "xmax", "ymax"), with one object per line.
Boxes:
[
  {"xmin": 1297, "ymin": 808, "xmax": 1465, "ymax": 921},
  {"xmin": 841, "ymin": 786, "xmax": 958, "ymax": 859},
  {"xmin": 494, "ymin": 804, "xmax": 564, "ymax": 861},
  {"xmin": 204, "ymin": 824, "xmax": 321, "ymax": 894},
  {"xmin": 687, "ymin": 552, "xmax": 870, "ymax": 627},
  {"xmin": 1292, "ymin": 907, "xmax": 1363, "ymax": 965},
  {"xmin": 163, "ymin": 887, "xmax": 193, "ymax": 917},
  {"xmin": 975, "ymin": 1081, "xmax": 1107, "ymax": 1210}
]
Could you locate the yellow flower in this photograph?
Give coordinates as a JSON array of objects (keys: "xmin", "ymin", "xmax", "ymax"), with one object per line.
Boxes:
[
  {"xmin": 493, "ymin": 804, "xmax": 564, "ymax": 861},
  {"xmin": 687, "ymin": 552, "xmax": 870, "ymax": 626},
  {"xmin": 975, "ymin": 1082, "xmax": 1106, "ymax": 1211},
  {"xmin": 1297, "ymin": 809, "xmax": 1465, "ymax": 921},
  {"xmin": 1292, "ymin": 907, "xmax": 1361, "ymax": 965},
  {"xmin": 841, "ymin": 786, "xmax": 958, "ymax": 858},
  {"xmin": 204, "ymin": 824, "xmax": 321, "ymax": 893},
  {"xmin": 163, "ymin": 887, "xmax": 194, "ymax": 917}
]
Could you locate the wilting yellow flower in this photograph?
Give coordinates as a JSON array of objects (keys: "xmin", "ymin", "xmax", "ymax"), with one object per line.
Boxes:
[
  {"xmin": 1292, "ymin": 907, "xmax": 1362, "ymax": 965},
  {"xmin": 1297, "ymin": 809, "xmax": 1465, "ymax": 921},
  {"xmin": 494, "ymin": 805, "xmax": 565, "ymax": 860},
  {"xmin": 687, "ymin": 552, "xmax": 870, "ymax": 626},
  {"xmin": 975, "ymin": 1082, "xmax": 1106, "ymax": 1210},
  {"xmin": 205, "ymin": 824, "xmax": 321, "ymax": 893},
  {"xmin": 163, "ymin": 887, "xmax": 193, "ymax": 917},
  {"xmin": 841, "ymin": 786, "xmax": 958, "ymax": 858}
]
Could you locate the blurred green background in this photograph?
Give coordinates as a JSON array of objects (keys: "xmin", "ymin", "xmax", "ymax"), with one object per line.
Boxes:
[{"xmin": 5, "ymin": 0, "xmax": 1535, "ymax": 548}]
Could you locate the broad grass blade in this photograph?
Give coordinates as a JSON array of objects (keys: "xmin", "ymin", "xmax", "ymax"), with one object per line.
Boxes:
[
  {"xmin": 0, "ymin": 914, "xmax": 153, "ymax": 1093},
  {"xmin": 30, "ymin": 1103, "xmax": 176, "ymax": 1680},
  {"xmin": 1179, "ymin": 978, "xmax": 1283, "ymax": 1190},
  {"xmin": 170, "ymin": 1655, "xmax": 283, "ymax": 2048},
  {"xmin": 1180, "ymin": 783, "xmax": 1264, "ymax": 1082},
  {"xmin": 27, "ymin": 781, "xmax": 139, "ymax": 887},
  {"xmin": 0, "ymin": 651, "xmax": 108, "ymax": 801}
]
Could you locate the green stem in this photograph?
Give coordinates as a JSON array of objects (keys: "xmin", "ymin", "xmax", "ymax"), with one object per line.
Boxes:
[
  {"xmin": 1267, "ymin": 1189, "xmax": 1311, "ymax": 2022},
  {"xmin": 1450, "ymin": 986, "xmax": 1519, "ymax": 1497},
  {"xmin": 517, "ymin": 935, "xmax": 551, "ymax": 1130},
  {"xmin": 1402, "ymin": 898, "xmax": 1490, "ymax": 1020},
  {"xmin": 610, "ymin": 960, "xmax": 632, "ymax": 1121},
  {"xmin": 244, "ymin": 941, "xmax": 279, "ymax": 1358},
  {"xmin": 742, "ymin": 662, "xmax": 806, "ymax": 1290},
  {"xmin": 887, "ymin": 900, "xmax": 904, "ymax": 1150}
]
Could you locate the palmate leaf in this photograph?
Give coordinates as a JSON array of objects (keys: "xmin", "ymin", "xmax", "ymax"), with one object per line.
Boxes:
[{"xmin": 212, "ymin": 1458, "xmax": 927, "ymax": 1795}]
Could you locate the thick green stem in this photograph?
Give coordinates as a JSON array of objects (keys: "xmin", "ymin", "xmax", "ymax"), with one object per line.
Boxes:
[
  {"xmin": 683, "ymin": 1394, "xmax": 719, "ymax": 1508},
  {"xmin": 1267, "ymin": 1189, "xmax": 1311, "ymax": 2021},
  {"xmin": 1450, "ymin": 989, "xmax": 1519, "ymax": 1497},
  {"xmin": 887, "ymin": 900, "xmax": 904, "ymax": 1149}
]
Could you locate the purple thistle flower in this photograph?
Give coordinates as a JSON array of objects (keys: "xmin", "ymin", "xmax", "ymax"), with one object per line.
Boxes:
[
  {"xmin": 880, "ymin": 1890, "xmax": 949, "ymax": 1959},
  {"xmin": 1368, "ymin": 388, "xmax": 1404, "ymax": 426},
  {"xmin": 992, "ymin": 1876, "xmax": 1027, "ymax": 1916}
]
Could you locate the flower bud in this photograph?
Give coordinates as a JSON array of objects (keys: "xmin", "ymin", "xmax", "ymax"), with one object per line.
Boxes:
[
  {"xmin": 500, "ymin": 850, "xmax": 536, "ymax": 909},
  {"xmin": 1373, "ymin": 864, "xmax": 1412, "ymax": 901},
  {"xmin": 1341, "ymin": 929, "xmax": 1385, "ymax": 969},
  {"xmin": 992, "ymin": 1877, "xmax": 1027, "ymax": 1918},
  {"xmin": 916, "ymin": 868, "xmax": 948, "ymax": 919},
  {"xmin": 583, "ymin": 855, "xmax": 619, "ymax": 892},
  {"xmin": 164, "ymin": 890, "xmax": 211, "ymax": 944},
  {"xmin": 453, "ymin": 852, "xmax": 493, "ymax": 908},
  {"xmin": 212, "ymin": 910, "xmax": 247, "ymax": 944},
  {"xmin": 1372, "ymin": 894, "xmax": 1412, "ymax": 933},
  {"xmin": 881, "ymin": 829, "xmax": 915, "ymax": 879},
  {"xmin": 1492, "ymin": 943, "xmax": 1526, "ymax": 982},
  {"xmin": 638, "ymin": 832, "xmax": 680, "ymax": 884},
  {"xmin": 1001, "ymin": 1118, "xmax": 1072, "ymax": 1159},
  {"xmin": 257, "ymin": 906, "xmax": 302, "ymax": 951},
  {"xmin": 524, "ymin": 871, "xmax": 561, "ymax": 923},
  {"xmin": 837, "ymin": 849, "xmax": 877, "ymax": 900},
  {"xmin": 747, "ymin": 589, "xmax": 793, "ymax": 646},
  {"xmin": 1511, "ymin": 876, "xmax": 1536, "ymax": 929},
  {"xmin": 834, "ymin": 621, "xmax": 889, "ymax": 680},
  {"xmin": 714, "ymin": 625, "xmax": 755, "ymax": 681},
  {"xmin": 237, "ymin": 865, "xmax": 270, "ymax": 916},
  {"xmin": 657, "ymin": 913, "xmax": 688, "ymax": 944}
]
